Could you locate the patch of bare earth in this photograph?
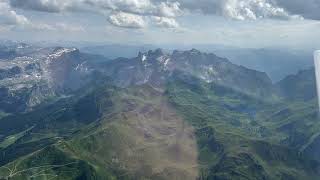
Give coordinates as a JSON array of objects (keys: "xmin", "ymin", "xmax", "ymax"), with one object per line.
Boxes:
[{"xmin": 69, "ymin": 87, "xmax": 199, "ymax": 179}]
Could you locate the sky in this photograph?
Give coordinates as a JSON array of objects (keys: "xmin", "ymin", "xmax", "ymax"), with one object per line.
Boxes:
[{"xmin": 0, "ymin": 0, "xmax": 320, "ymax": 50}]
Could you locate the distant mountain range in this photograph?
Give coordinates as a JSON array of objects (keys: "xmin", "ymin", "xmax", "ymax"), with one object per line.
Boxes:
[
  {"xmin": 0, "ymin": 42, "xmax": 319, "ymax": 180},
  {"xmin": 81, "ymin": 44, "xmax": 314, "ymax": 82}
]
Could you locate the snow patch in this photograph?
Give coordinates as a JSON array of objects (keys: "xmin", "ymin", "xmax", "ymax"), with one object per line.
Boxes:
[
  {"xmin": 141, "ymin": 55, "xmax": 147, "ymax": 62},
  {"xmin": 49, "ymin": 48, "xmax": 77, "ymax": 59},
  {"xmin": 163, "ymin": 58, "xmax": 170, "ymax": 67}
]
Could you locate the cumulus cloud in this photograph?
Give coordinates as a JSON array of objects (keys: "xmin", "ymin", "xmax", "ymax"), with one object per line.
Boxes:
[
  {"xmin": 0, "ymin": 1, "xmax": 30, "ymax": 26},
  {"xmin": 0, "ymin": 0, "xmax": 84, "ymax": 32},
  {"xmin": 108, "ymin": 11, "xmax": 146, "ymax": 28},
  {"xmin": 152, "ymin": 16, "xmax": 180, "ymax": 28},
  {"xmin": 177, "ymin": 0, "xmax": 302, "ymax": 20},
  {"xmin": 7, "ymin": 0, "xmax": 320, "ymax": 21},
  {"xmin": 275, "ymin": 0, "xmax": 320, "ymax": 20},
  {"xmin": 85, "ymin": 0, "xmax": 154, "ymax": 15},
  {"xmin": 10, "ymin": 0, "xmax": 67, "ymax": 12},
  {"xmin": 9, "ymin": 0, "xmax": 182, "ymax": 17},
  {"xmin": 6, "ymin": 0, "xmax": 320, "ymax": 31},
  {"xmin": 222, "ymin": 0, "xmax": 302, "ymax": 20},
  {"xmin": 9, "ymin": 0, "xmax": 88, "ymax": 13},
  {"xmin": 92, "ymin": 0, "xmax": 182, "ymax": 29},
  {"xmin": 155, "ymin": 1, "xmax": 182, "ymax": 17},
  {"xmin": 8, "ymin": 0, "xmax": 183, "ymax": 29}
]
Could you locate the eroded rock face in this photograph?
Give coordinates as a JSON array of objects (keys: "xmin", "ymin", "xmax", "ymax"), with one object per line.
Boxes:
[
  {"xmin": 0, "ymin": 45, "xmax": 93, "ymax": 112},
  {"xmin": 0, "ymin": 42, "xmax": 276, "ymax": 113},
  {"xmin": 101, "ymin": 48, "xmax": 273, "ymax": 97}
]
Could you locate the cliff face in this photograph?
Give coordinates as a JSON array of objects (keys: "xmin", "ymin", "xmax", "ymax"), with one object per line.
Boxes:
[
  {"xmin": 0, "ymin": 45, "xmax": 94, "ymax": 112},
  {"xmin": 101, "ymin": 48, "xmax": 273, "ymax": 97}
]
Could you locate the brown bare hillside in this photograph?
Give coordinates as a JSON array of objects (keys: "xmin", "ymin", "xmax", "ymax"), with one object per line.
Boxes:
[{"xmin": 65, "ymin": 86, "xmax": 199, "ymax": 179}]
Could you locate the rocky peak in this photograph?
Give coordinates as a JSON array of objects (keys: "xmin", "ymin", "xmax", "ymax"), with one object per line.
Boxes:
[
  {"xmin": 137, "ymin": 49, "xmax": 169, "ymax": 67},
  {"xmin": 172, "ymin": 49, "xmax": 204, "ymax": 56},
  {"xmin": 50, "ymin": 47, "xmax": 79, "ymax": 59},
  {"xmin": 147, "ymin": 48, "xmax": 165, "ymax": 57},
  {"xmin": 108, "ymin": 48, "xmax": 273, "ymax": 97},
  {"xmin": 189, "ymin": 48, "xmax": 202, "ymax": 54},
  {"xmin": 0, "ymin": 44, "xmax": 93, "ymax": 113}
]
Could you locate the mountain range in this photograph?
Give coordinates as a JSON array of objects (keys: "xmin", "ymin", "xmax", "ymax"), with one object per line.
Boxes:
[
  {"xmin": 80, "ymin": 44, "xmax": 314, "ymax": 82},
  {"xmin": 0, "ymin": 42, "xmax": 319, "ymax": 180}
]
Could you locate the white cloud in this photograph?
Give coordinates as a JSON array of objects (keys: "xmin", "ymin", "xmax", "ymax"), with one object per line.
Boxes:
[
  {"xmin": 152, "ymin": 16, "xmax": 180, "ymax": 28},
  {"xmin": 9, "ymin": 0, "xmax": 74, "ymax": 12},
  {"xmin": 156, "ymin": 1, "xmax": 182, "ymax": 17},
  {"xmin": 8, "ymin": 0, "xmax": 183, "ymax": 29},
  {"xmin": 222, "ymin": 0, "xmax": 302, "ymax": 20},
  {"xmin": 7, "ymin": 0, "xmax": 320, "ymax": 21},
  {"xmin": 0, "ymin": 1, "xmax": 30, "ymax": 26},
  {"xmin": 85, "ymin": 0, "xmax": 153, "ymax": 14},
  {"xmin": 275, "ymin": 0, "xmax": 320, "ymax": 20},
  {"xmin": 100, "ymin": 1, "xmax": 182, "ymax": 29},
  {"xmin": 6, "ymin": 0, "xmax": 318, "ymax": 32},
  {"xmin": 0, "ymin": 1, "xmax": 85, "ymax": 32},
  {"xmin": 176, "ymin": 0, "xmax": 303, "ymax": 20},
  {"xmin": 9, "ymin": 0, "xmax": 183, "ymax": 17},
  {"xmin": 108, "ymin": 11, "xmax": 146, "ymax": 28}
]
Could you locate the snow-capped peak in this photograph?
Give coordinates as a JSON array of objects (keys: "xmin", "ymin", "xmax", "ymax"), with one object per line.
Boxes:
[
  {"xmin": 49, "ymin": 48, "xmax": 77, "ymax": 59},
  {"xmin": 141, "ymin": 54, "xmax": 147, "ymax": 62}
]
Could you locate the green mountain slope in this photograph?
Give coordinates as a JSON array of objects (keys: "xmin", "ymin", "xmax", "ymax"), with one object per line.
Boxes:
[
  {"xmin": 0, "ymin": 48, "xmax": 319, "ymax": 180},
  {"xmin": 275, "ymin": 68, "xmax": 316, "ymax": 101},
  {"xmin": 1, "ymin": 74, "xmax": 320, "ymax": 179},
  {"xmin": 166, "ymin": 73, "xmax": 320, "ymax": 179}
]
